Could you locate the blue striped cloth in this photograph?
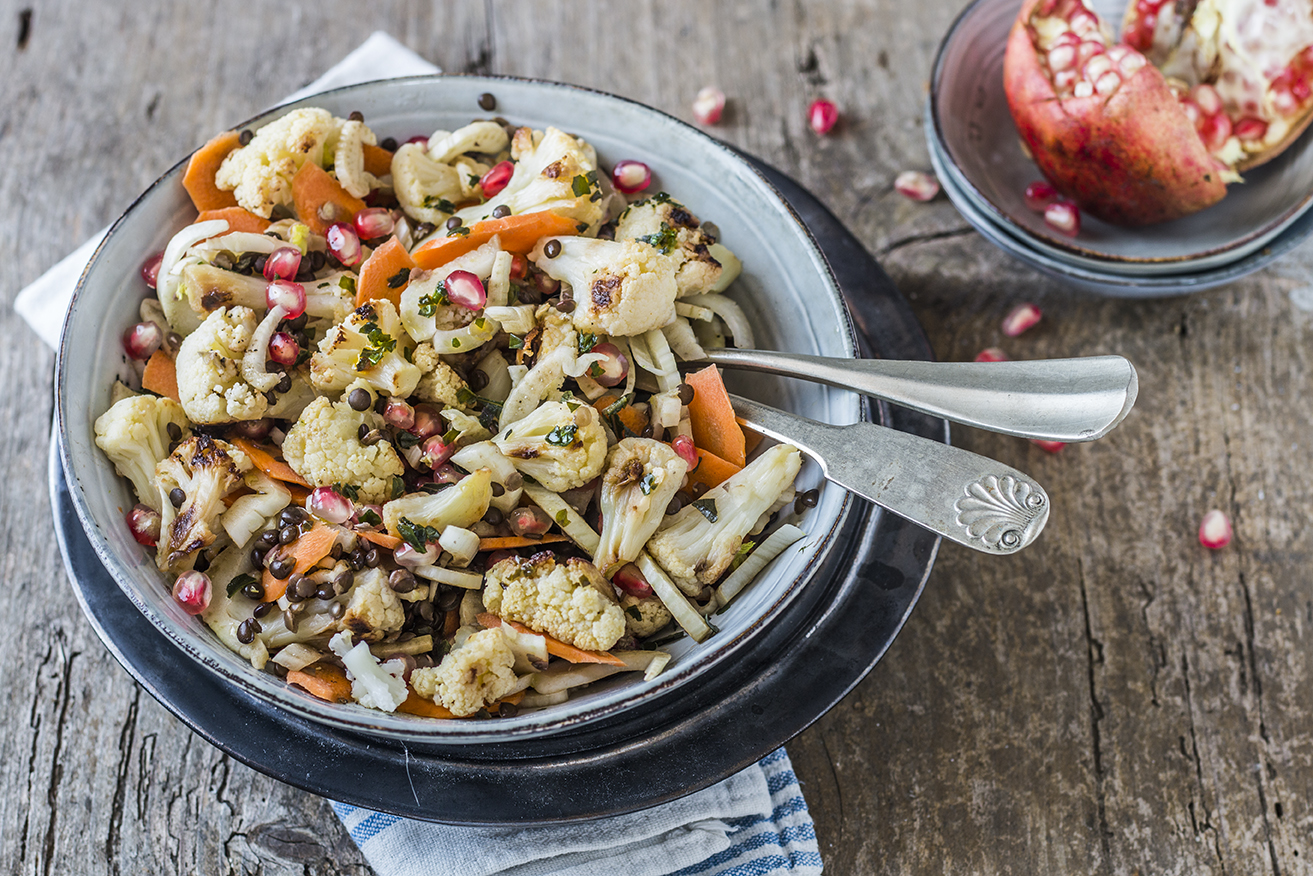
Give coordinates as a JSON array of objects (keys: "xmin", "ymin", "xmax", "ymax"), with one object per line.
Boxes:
[{"xmin": 330, "ymin": 748, "xmax": 823, "ymax": 875}]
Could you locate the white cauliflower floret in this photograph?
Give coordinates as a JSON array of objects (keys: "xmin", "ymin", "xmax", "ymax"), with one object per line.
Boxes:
[
  {"xmin": 382, "ymin": 468, "xmax": 493, "ymax": 539},
  {"xmin": 648, "ymin": 444, "xmax": 802, "ymax": 595},
  {"xmin": 154, "ymin": 436, "xmax": 251, "ymax": 572},
  {"xmin": 333, "ymin": 119, "xmax": 379, "ymax": 199},
  {"xmin": 93, "ymin": 394, "xmax": 190, "ymax": 510},
  {"xmin": 533, "ymin": 304, "xmax": 578, "ymax": 364},
  {"xmin": 411, "ymin": 341, "xmax": 470, "ymax": 408},
  {"xmin": 410, "ymin": 628, "xmax": 518, "ymax": 717},
  {"xmin": 491, "ymin": 400, "xmax": 606, "ymax": 492},
  {"xmin": 215, "ymin": 108, "xmax": 343, "ymax": 217},
  {"xmin": 426, "ymin": 121, "xmax": 510, "ymax": 163},
  {"xmin": 391, "ymin": 142, "xmax": 464, "ymax": 225},
  {"xmin": 614, "ymin": 195, "xmax": 741, "ymax": 297},
  {"xmin": 309, "ymin": 299, "xmax": 422, "ymax": 398},
  {"xmin": 281, "ymin": 393, "xmax": 404, "ymax": 504},
  {"xmin": 595, "ymin": 439, "xmax": 689, "ymax": 576},
  {"xmin": 531, "ymin": 236, "xmax": 677, "ymax": 337},
  {"xmin": 483, "ymin": 553, "xmax": 625, "ymax": 652},
  {"xmin": 620, "ymin": 593, "xmax": 672, "ymax": 639},
  {"xmin": 328, "ymin": 631, "xmax": 408, "ymax": 712},
  {"xmin": 339, "ymin": 568, "xmax": 405, "ymax": 642},
  {"xmin": 453, "ymin": 126, "xmax": 607, "ymax": 233},
  {"xmin": 175, "ymin": 306, "xmax": 279, "ymax": 423}
]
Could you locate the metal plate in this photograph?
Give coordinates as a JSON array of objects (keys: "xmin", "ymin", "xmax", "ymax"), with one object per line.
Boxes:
[{"xmin": 50, "ymin": 160, "xmax": 944, "ymax": 825}]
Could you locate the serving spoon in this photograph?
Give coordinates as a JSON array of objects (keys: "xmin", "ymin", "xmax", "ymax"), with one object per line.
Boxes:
[
  {"xmin": 731, "ymin": 394, "xmax": 1050, "ymax": 555},
  {"xmin": 696, "ymin": 349, "xmax": 1137, "ymax": 444}
]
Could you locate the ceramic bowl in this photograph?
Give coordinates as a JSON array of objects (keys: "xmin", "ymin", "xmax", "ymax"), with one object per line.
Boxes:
[
  {"xmin": 929, "ymin": 0, "xmax": 1313, "ymax": 277},
  {"xmin": 57, "ymin": 75, "xmax": 861, "ymax": 743}
]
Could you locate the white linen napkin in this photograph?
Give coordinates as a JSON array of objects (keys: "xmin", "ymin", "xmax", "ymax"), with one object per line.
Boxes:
[{"xmin": 16, "ymin": 31, "xmax": 825, "ymax": 876}]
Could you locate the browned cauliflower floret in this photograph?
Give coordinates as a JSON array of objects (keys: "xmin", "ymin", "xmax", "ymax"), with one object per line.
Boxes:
[
  {"xmin": 281, "ymin": 391, "xmax": 404, "ymax": 504},
  {"xmin": 620, "ymin": 593, "xmax": 673, "ymax": 639},
  {"xmin": 483, "ymin": 553, "xmax": 625, "ymax": 652},
  {"xmin": 529, "ymin": 236, "xmax": 677, "ymax": 337},
  {"xmin": 339, "ymin": 568, "xmax": 405, "ymax": 643},
  {"xmin": 410, "ymin": 628, "xmax": 518, "ymax": 717},
  {"xmin": 595, "ymin": 438, "xmax": 689, "ymax": 576},
  {"xmin": 154, "ymin": 436, "xmax": 251, "ymax": 572},
  {"xmin": 614, "ymin": 195, "xmax": 741, "ymax": 298}
]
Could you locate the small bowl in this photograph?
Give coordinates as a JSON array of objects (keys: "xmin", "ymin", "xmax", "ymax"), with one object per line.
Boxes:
[
  {"xmin": 929, "ymin": 0, "xmax": 1313, "ymax": 277},
  {"xmin": 57, "ymin": 75, "xmax": 862, "ymax": 743}
]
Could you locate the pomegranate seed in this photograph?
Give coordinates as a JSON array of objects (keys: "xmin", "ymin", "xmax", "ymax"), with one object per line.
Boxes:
[
  {"xmin": 1048, "ymin": 45, "xmax": 1078, "ymax": 72},
  {"xmin": 267, "ymin": 332, "xmax": 300, "ymax": 367},
  {"xmin": 1002, "ymin": 303, "xmax": 1043, "ymax": 337},
  {"xmin": 509, "ymin": 254, "xmax": 529, "ymax": 280},
  {"xmin": 1273, "ymin": 86, "xmax": 1299, "ymax": 115},
  {"xmin": 1198, "ymin": 509, "xmax": 1232, "ymax": 549},
  {"xmin": 308, "ymin": 486, "xmax": 354, "ymax": 525},
  {"xmin": 894, "ymin": 171, "xmax": 940, "ymax": 202},
  {"xmin": 430, "ymin": 463, "xmax": 464, "ymax": 485},
  {"xmin": 265, "ymin": 279, "xmax": 306, "ymax": 319},
  {"xmin": 126, "ymin": 504, "xmax": 161, "ymax": 547},
  {"xmin": 975, "ymin": 347, "xmax": 1009, "ymax": 362},
  {"xmin": 1293, "ymin": 78, "xmax": 1311, "ymax": 101},
  {"xmin": 172, "ymin": 570, "xmax": 212, "ymax": 616},
  {"xmin": 480, "ymin": 160, "xmax": 515, "ymax": 198},
  {"xmin": 353, "ymin": 207, "xmax": 395, "ymax": 241},
  {"xmin": 1118, "ymin": 51, "xmax": 1146, "ymax": 76},
  {"xmin": 1077, "ymin": 41, "xmax": 1104, "ymax": 65},
  {"xmin": 672, "ymin": 435, "xmax": 698, "ymax": 469},
  {"xmin": 123, "ymin": 321, "xmax": 163, "ymax": 360},
  {"xmin": 588, "ymin": 342, "xmax": 629, "ymax": 387},
  {"xmin": 325, "ymin": 222, "xmax": 363, "ymax": 268},
  {"xmin": 1024, "ymin": 181, "xmax": 1059, "ymax": 211},
  {"xmin": 508, "ymin": 506, "xmax": 552, "ymax": 537},
  {"xmin": 141, "ymin": 252, "xmax": 164, "ymax": 289},
  {"xmin": 404, "ymin": 135, "xmax": 429, "ymax": 147},
  {"xmin": 485, "ymin": 549, "xmax": 517, "ymax": 568},
  {"xmin": 1094, "ymin": 70, "xmax": 1122, "ymax": 95},
  {"xmin": 1073, "ymin": 81, "xmax": 1095, "ymax": 98},
  {"xmin": 533, "ymin": 271, "xmax": 560, "ymax": 296},
  {"xmin": 692, "ymin": 86, "xmax": 726, "ymax": 125},
  {"xmin": 1192, "ymin": 84, "xmax": 1222, "ymax": 115},
  {"xmin": 420, "ymin": 435, "xmax": 456, "ymax": 468},
  {"xmin": 1031, "ymin": 439, "xmax": 1066, "ymax": 453},
  {"xmin": 444, "ymin": 270, "xmax": 487, "ymax": 310},
  {"xmin": 1044, "ymin": 200, "xmax": 1081, "ymax": 236},
  {"xmin": 1201, "ymin": 113, "xmax": 1233, "ymax": 152},
  {"xmin": 1234, "ymin": 117, "xmax": 1268, "ymax": 141},
  {"xmin": 611, "ymin": 160, "xmax": 652, "ymax": 195},
  {"xmin": 1180, "ymin": 98, "xmax": 1202, "ymax": 127},
  {"xmin": 1084, "ymin": 54, "xmax": 1114, "ymax": 81},
  {"xmin": 1053, "ymin": 70, "xmax": 1079, "ymax": 91},
  {"xmin": 612, "ymin": 563, "xmax": 654, "ymax": 598},
  {"xmin": 383, "ymin": 398, "xmax": 415, "ymax": 430},
  {"xmin": 1069, "ymin": 10, "xmax": 1099, "ymax": 34},
  {"xmin": 1052, "ymin": 30, "xmax": 1080, "ymax": 47},
  {"xmin": 262, "ymin": 246, "xmax": 302, "ymax": 281},
  {"xmin": 807, "ymin": 99, "xmax": 840, "ymax": 135},
  {"xmin": 394, "ymin": 541, "xmax": 440, "ymax": 567},
  {"xmin": 1141, "ymin": 11, "xmax": 1157, "ymax": 31},
  {"xmin": 411, "ymin": 404, "xmax": 443, "ymax": 439}
]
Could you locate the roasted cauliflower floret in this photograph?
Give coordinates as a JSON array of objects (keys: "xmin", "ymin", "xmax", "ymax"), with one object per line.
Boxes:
[
  {"xmin": 215, "ymin": 108, "xmax": 343, "ymax": 217},
  {"xmin": 595, "ymin": 439, "xmax": 689, "ymax": 576},
  {"xmin": 491, "ymin": 400, "xmax": 607, "ymax": 492},
  {"xmin": 532, "ymin": 304, "xmax": 578, "ymax": 364},
  {"xmin": 339, "ymin": 568, "xmax": 406, "ymax": 643},
  {"xmin": 391, "ymin": 142, "xmax": 464, "ymax": 226},
  {"xmin": 530, "ymin": 237, "xmax": 677, "ymax": 337},
  {"xmin": 281, "ymin": 391, "xmax": 404, "ymax": 504},
  {"xmin": 453, "ymin": 126, "xmax": 607, "ymax": 233},
  {"xmin": 648, "ymin": 444, "xmax": 802, "ymax": 595},
  {"xmin": 614, "ymin": 195, "xmax": 741, "ymax": 297},
  {"xmin": 620, "ymin": 593, "xmax": 673, "ymax": 639},
  {"xmin": 93, "ymin": 394, "xmax": 190, "ymax": 510},
  {"xmin": 483, "ymin": 553, "xmax": 626, "ymax": 652},
  {"xmin": 176, "ymin": 306, "xmax": 273, "ymax": 423},
  {"xmin": 410, "ymin": 628, "xmax": 518, "ymax": 718},
  {"xmin": 309, "ymin": 299, "xmax": 422, "ymax": 398},
  {"xmin": 382, "ymin": 468, "xmax": 493, "ymax": 539},
  {"xmin": 154, "ymin": 436, "xmax": 251, "ymax": 572},
  {"xmin": 410, "ymin": 341, "xmax": 470, "ymax": 408}
]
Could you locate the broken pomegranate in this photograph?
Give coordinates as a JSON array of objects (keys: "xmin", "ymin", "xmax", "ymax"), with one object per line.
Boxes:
[{"xmin": 1004, "ymin": 0, "xmax": 1313, "ymax": 225}]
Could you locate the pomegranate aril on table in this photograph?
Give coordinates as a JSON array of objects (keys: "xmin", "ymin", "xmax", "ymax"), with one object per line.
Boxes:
[
  {"xmin": 692, "ymin": 86, "xmax": 726, "ymax": 125},
  {"xmin": 808, "ymin": 99, "xmax": 840, "ymax": 135},
  {"xmin": 1043, "ymin": 200, "xmax": 1080, "ymax": 236},
  {"xmin": 894, "ymin": 171, "xmax": 940, "ymax": 201},
  {"xmin": 1001, "ymin": 303, "xmax": 1042, "ymax": 337},
  {"xmin": 1199, "ymin": 509, "xmax": 1233, "ymax": 549}
]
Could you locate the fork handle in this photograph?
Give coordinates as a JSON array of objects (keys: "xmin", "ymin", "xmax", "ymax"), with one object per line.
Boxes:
[{"xmin": 701, "ymin": 348, "xmax": 1137, "ymax": 443}]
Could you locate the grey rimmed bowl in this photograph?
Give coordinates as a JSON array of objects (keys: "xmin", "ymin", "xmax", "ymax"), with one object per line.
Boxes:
[{"xmin": 56, "ymin": 75, "xmax": 861, "ymax": 743}]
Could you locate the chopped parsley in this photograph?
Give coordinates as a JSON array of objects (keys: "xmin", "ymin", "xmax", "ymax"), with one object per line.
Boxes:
[
  {"xmin": 545, "ymin": 423, "xmax": 578, "ymax": 446},
  {"xmin": 468, "ymin": 173, "xmax": 481, "ymax": 187},
  {"xmin": 442, "ymin": 428, "xmax": 461, "ymax": 445},
  {"xmin": 571, "ymin": 173, "xmax": 592, "ymax": 198},
  {"xmin": 334, "ymin": 483, "xmax": 360, "ymax": 501},
  {"xmin": 395, "ymin": 430, "xmax": 422, "ymax": 449},
  {"xmin": 397, "ymin": 516, "xmax": 442, "ymax": 551},
  {"xmin": 338, "ymin": 275, "xmax": 357, "ymax": 295},
  {"xmin": 639, "ymin": 472, "xmax": 658, "ymax": 495},
  {"xmin": 692, "ymin": 497, "xmax": 718, "ymax": 523},
  {"xmin": 638, "ymin": 222, "xmax": 679, "ymax": 255},
  {"xmin": 577, "ymin": 332, "xmax": 598, "ymax": 354},
  {"xmin": 729, "ymin": 540, "xmax": 756, "ymax": 571},
  {"xmin": 357, "ymin": 507, "xmax": 382, "ymax": 527},
  {"xmin": 554, "ymin": 509, "xmax": 570, "ymax": 526},
  {"xmin": 446, "ymin": 225, "xmax": 472, "ymax": 238},
  {"xmin": 386, "ymin": 268, "xmax": 411, "ymax": 289},
  {"xmin": 421, "ymin": 195, "xmax": 456, "ymax": 213},
  {"xmin": 625, "ymin": 606, "xmax": 644, "ymax": 621},
  {"xmin": 227, "ymin": 573, "xmax": 259, "ymax": 598},
  {"xmin": 416, "ymin": 283, "xmax": 449, "ymax": 317},
  {"xmin": 402, "ymin": 345, "xmax": 414, "ymax": 363},
  {"xmin": 602, "ymin": 394, "xmax": 633, "ymax": 417},
  {"xmin": 356, "ymin": 321, "xmax": 396, "ymax": 370},
  {"xmin": 390, "ymin": 476, "xmax": 406, "ymax": 499}
]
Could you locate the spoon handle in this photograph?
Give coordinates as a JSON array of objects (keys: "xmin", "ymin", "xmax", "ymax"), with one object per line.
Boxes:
[
  {"xmin": 731, "ymin": 395, "xmax": 1050, "ymax": 555},
  {"xmin": 701, "ymin": 349, "xmax": 1137, "ymax": 443}
]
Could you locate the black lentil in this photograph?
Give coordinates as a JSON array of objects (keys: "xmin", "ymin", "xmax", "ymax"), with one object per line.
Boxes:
[
  {"xmin": 241, "ymin": 579, "xmax": 265, "ymax": 601},
  {"xmin": 250, "ymin": 547, "xmax": 268, "ymax": 568},
  {"xmin": 416, "ymin": 601, "xmax": 435, "ymax": 624},
  {"xmin": 236, "ymin": 618, "xmax": 259, "ymax": 644},
  {"xmin": 701, "ymin": 221, "xmax": 720, "ymax": 242},
  {"xmin": 253, "ymin": 601, "xmax": 275, "ymax": 618},
  {"xmin": 166, "ymin": 422, "xmax": 182, "ymax": 442},
  {"xmin": 316, "ymin": 583, "xmax": 337, "ymax": 601},
  {"xmin": 348, "ymin": 110, "xmax": 364, "ymax": 122},
  {"xmin": 333, "ymin": 568, "xmax": 354, "ymax": 592},
  {"xmin": 490, "ymin": 482, "xmax": 505, "ymax": 497},
  {"xmin": 269, "ymin": 556, "xmax": 295, "ymax": 579},
  {"xmin": 278, "ymin": 525, "xmax": 299, "ymax": 545},
  {"xmin": 168, "ymin": 487, "xmax": 185, "ymax": 508},
  {"xmin": 445, "ymin": 216, "xmax": 464, "ymax": 231},
  {"xmin": 238, "ymin": 129, "xmax": 254, "ymax": 146},
  {"xmin": 469, "ymin": 369, "xmax": 489, "ymax": 391},
  {"xmin": 254, "ymin": 254, "xmax": 268, "ymax": 275},
  {"xmin": 258, "ymin": 530, "xmax": 279, "ymax": 548},
  {"xmin": 329, "ymin": 602, "xmax": 345, "ymax": 619},
  {"xmin": 483, "ymin": 507, "xmax": 504, "ymax": 526},
  {"xmin": 264, "ymin": 389, "xmax": 279, "ymax": 405},
  {"xmin": 477, "ymin": 92, "xmax": 496, "ymax": 111},
  {"xmin": 375, "ymin": 395, "xmax": 388, "ymax": 414},
  {"xmin": 795, "ymin": 488, "xmax": 820, "ymax": 514},
  {"xmin": 348, "ymin": 387, "xmax": 372, "ymax": 411},
  {"xmin": 491, "ymin": 205, "xmax": 511, "ymax": 219},
  {"xmin": 380, "ymin": 137, "xmax": 398, "ymax": 151},
  {"xmin": 276, "ymin": 372, "xmax": 292, "ymax": 393},
  {"xmin": 283, "ymin": 609, "xmax": 299, "ymax": 632},
  {"xmin": 543, "ymin": 239, "xmax": 562, "ymax": 258},
  {"xmin": 666, "ymin": 495, "xmax": 684, "ymax": 515},
  {"xmin": 388, "ymin": 569, "xmax": 417, "ymax": 593},
  {"xmin": 279, "ymin": 507, "xmax": 307, "ymax": 527},
  {"xmin": 365, "ymin": 548, "xmax": 382, "ymax": 568},
  {"xmin": 641, "ymin": 423, "xmax": 655, "ymax": 438},
  {"xmin": 358, "ymin": 423, "xmax": 371, "ymax": 441},
  {"xmin": 678, "ymin": 383, "xmax": 696, "ymax": 405},
  {"xmin": 497, "ymin": 702, "xmax": 519, "ymax": 718},
  {"xmin": 437, "ymin": 588, "xmax": 462, "ymax": 611},
  {"xmin": 294, "ymin": 576, "xmax": 318, "ymax": 600},
  {"xmin": 555, "ymin": 298, "xmax": 576, "ymax": 314}
]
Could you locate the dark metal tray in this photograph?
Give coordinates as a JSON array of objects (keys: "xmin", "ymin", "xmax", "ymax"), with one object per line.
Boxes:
[{"xmin": 50, "ymin": 159, "xmax": 945, "ymax": 825}]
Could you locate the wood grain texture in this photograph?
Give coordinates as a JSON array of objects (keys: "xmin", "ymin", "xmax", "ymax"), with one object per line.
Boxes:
[{"xmin": 3, "ymin": 0, "xmax": 1312, "ymax": 873}]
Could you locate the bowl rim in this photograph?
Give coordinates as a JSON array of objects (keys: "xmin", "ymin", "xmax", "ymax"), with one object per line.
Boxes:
[
  {"xmin": 928, "ymin": 0, "xmax": 1313, "ymax": 268},
  {"xmin": 56, "ymin": 72, "xmax": 862, "ymax": 743}
]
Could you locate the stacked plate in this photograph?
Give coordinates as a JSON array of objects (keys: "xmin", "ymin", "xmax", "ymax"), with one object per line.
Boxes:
[{"xmin": 927, "ymin": 0, "xmax": 1313, "ymax": 297}]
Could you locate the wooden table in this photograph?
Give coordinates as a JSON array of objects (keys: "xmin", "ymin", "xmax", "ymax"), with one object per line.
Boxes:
[{"xmin": 4, "ymin": 1, "xmax": 1309, "ymax": 873}]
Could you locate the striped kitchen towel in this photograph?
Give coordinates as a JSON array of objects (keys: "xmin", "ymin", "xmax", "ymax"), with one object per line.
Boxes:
[{"xmin": 331, "ymin": 749, "xmax": 823, "ymax": 876}]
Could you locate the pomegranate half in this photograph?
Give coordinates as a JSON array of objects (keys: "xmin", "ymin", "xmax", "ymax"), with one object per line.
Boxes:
[{"xmin": 1004, "ymin": 0, "xmax": 1313, "ymax": 226}]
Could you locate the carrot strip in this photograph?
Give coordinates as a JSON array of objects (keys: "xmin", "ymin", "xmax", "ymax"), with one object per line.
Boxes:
[
  {"xmin": 411, "ymin": 211, "xmax": 581, "ymax": 270},
  {"xmin": 292, "ymin": 160, "xmax": 367, "ymax": 236},
  {"xmin": 477, "ymin": 613, "xmax": 627, "ymax": 667},
  {"xmin": 260, "ymin": 522, "xmax": 338, "ymax": 601},
  {"xmin": 227, "ymin": 437, "xmax": 311, "ymax": 487},
  {"xmin": 261, "ymin": 565, "xmax": 289, "ymax": 602},
  {"xmin": 362, "ymin": 143, "xmax": 394, "ymax": 177},
  {"xmin": 195, "ymin": 206, "xmax": 270, "ymax": 234},
  {"xmin": 285, "ymin": 483, "xmax": 312, "ymax": 507},
  {"xmin": 358, "ymin": 530, "xmax": 403, "ymax": 550},
  {"xmin": 686, "ymin": 446, "xmax": 743, "ymax": 491},
  {"xmin": 396, "ymin": 692, "xmax": 457, "ymax": 718},
  {"xmin": 477, "ymin": 534, "xmax": 569, "ymax": 552},
  {"xmin": 287, "ymin": 663, "xmax": 353, "ymax": 704},
  {"xmin": 141, "ymin": 350, "xmax": 179, "ymax": 402},
  {"xmin": 685, "ymin": 365, "xmax": 746, "ymax": 467},
  {"xmin": 182, "ymin": 131, "xmax": 241, "ymax": 213},
  {"xmin": 354, "ymin": 237, "xmax": 416, "ymax": 309}
]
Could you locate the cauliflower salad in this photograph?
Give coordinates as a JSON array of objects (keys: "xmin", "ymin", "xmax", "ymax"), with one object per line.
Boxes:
[{"xmin": 96, "ymin": 104, "xmax": 811, "ymax": 720}]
